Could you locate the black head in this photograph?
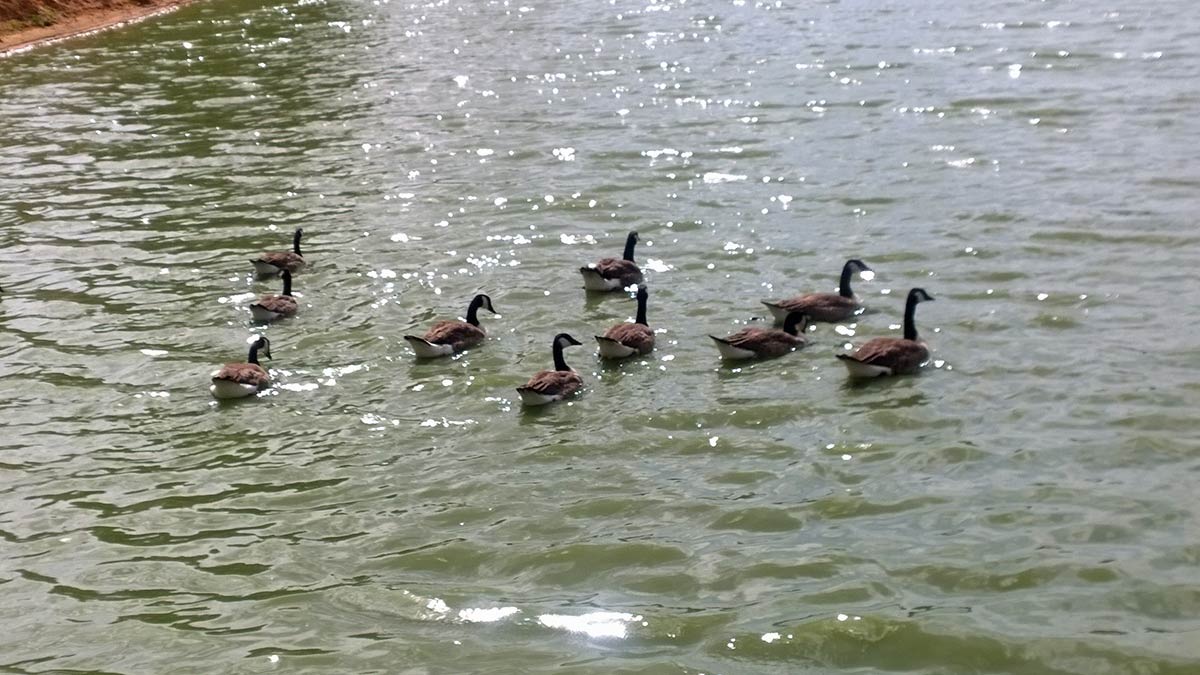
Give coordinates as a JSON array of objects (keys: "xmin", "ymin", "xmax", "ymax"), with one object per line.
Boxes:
[
  {"xmin": 783, "ymin": 311, "xmax": 810, "ymax": 336},
  {"xmin": 628, "ymin": 231, "xmax": 640, "ymax": 243},
  {"xmin": 635, "ymin": 285, "xmax": 648, "ymax": 302},
  {"xmin": 909, "ymin": 288, "xmax": 935, "ymax": 303},
  {"xmin": 477, "ymin": 293, "xmax": 496, "ymax": 314},
  {"xmin": 294, "ymin": 227, "xmax": 304, "ymax": 240},
  {"xmin": 465, "ymin": 294, "xmax": 495, "ymax": 326},
  {"xmin": 280, "ymin": 269, "xmax": 293, "ymax": 294},
  {"xmin": 554, "ymin": 333, "xmax": 583, "ymax": 348},
  {"xmin": 846, "ymin": 258, "xmax": 871, "ymax": 273},
  {"xmin": 253, "ymin": 335, "xmax": 272, "ymax": 360}
]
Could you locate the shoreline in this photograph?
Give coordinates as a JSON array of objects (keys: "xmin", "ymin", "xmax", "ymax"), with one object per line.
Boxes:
[{"xmin": 0, "ymin": 0, "xmax": 195, "ymax": 57}]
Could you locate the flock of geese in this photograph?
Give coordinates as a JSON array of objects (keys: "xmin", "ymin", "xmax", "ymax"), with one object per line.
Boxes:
[{"xmin": 211, "ymin": 229, "xmax": 938, "ymax": 404}]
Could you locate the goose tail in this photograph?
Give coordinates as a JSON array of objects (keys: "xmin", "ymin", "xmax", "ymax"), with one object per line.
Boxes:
[
  {"xmin": 836, "ymin": 353, "xmax": 893, "ymax": 378},
  {"xmin": 710, "ymin": 335, "xmax": 756, "ymax": 360},
  {"xmin": 404, "ymin": 335, "xmax": 455, "ymax": 358},
  {"xmin": 760, "ymin": 301, "xmax": 788, "ymax": 323},
  {"xmin": 251, "ymin": 259, "xmax": 280, "ymax": 276},
  {"xmin": 580, "ymin": 267, "xmax": 618, "ymax": 291},
  {"xmin": 210, "ymin": 379, "xmax": 260, "ymax": 399},
  {"xmin": 595, "ymin": 335, "xmax": 637, "ymax": 359},
  {"xmin": 249, "ymin": 304, "xmax": 279, "ymax": 322},
  {"xmin": 516, "ymin": 387, "xmax": 559, "ymax": 407}
]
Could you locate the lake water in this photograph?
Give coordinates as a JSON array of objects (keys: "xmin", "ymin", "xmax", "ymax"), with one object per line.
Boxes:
[{"xmin": 2, "ymin": 0, "xmax": 1199, "ymax": 672}]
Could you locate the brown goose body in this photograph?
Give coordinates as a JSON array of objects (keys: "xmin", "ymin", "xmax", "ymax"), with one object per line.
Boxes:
[
  {"xmin": 252, "ymin": 228, "xmax": 306, "ymax": 275},
  {"xmin": 837, "ymin": 337, "xmax": 928, "ymax": 377},
  {"xmin": 404, "ymin": 294, "xmax": 496, "ymax": 358},
  {"xmin": 596, "ymin": 286, "xmax": 655, "ymax": 359},
  {"xmin": 250, "ymin": 270, "xmax": 298, "ymax": 322},
  {"xmin": 517, "ymin": 333, "xmax": 584, "ymax": 406},
  {"xmin": 763, "ymin": 258, "xmax": 872, "ymax": 323},
  {"xmin": 581, "ymin": 231, "xmax": 644, "ymax": 291},
  {"xmin": 837, "ymin": 287, "xmax": 934, "ymax": 378},
  {"xmin": 252, "ymin": 294, "xmax": 299, "ymax": 317},
  {"xmin": 519, "ymin": 369, "xmax": 584, "ymax": 399},
  {"xmin": 254, "ymin": 251, "xmax": 305, "ymax": 274},
  {"xmin": 210, "ymin": 337, "xmax": 272, "ymax": 399},
  {"xmin": 712, "ymin": 327, "xmax": 805, "ymax": 359},
  {"xmin": 602, "ymin": 323, "xmax": 655, "ymax": 354},
  {"xmin": 424, "ymin": 320, "xmax": 485, "ymax": 350},
  {"xmin": 585, "ymin": 257, "xmax": 643, "ymax": 286},
  {"xmin": 710, "ymin": 312, "xmax": 809, "ymax": 360},
  {"xmin": 212, "ymin": 363, "xmax": 270, "ymax": 388},
  {"xmin": 763, "ymin": 292, "xmax": 859, "ymax": 323}
]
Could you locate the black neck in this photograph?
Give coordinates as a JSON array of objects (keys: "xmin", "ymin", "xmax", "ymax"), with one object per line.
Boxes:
[
  {"xmin": 281, "ymin": 273, "xmax": 293, "ymax": 297},
  {"xmin": 783, "ymin": 313, "xmax": 807, "ymax": 336},
  {"xmin": 248, "ymin": 343, "xmax": 262, "ymax": 365},
  {"xmin": 293, "ymin": 229, "xmax": 303, "ymax": 256},
  {"xmin": 903, "ymin": 294, "xmax": 920, "ymax": 341},
  {"xmin": 552, "ymin": 340, "xmax": 571, "ymax": 371},
  {"xmin": 839, "ymin": 263, "xmax": 855, "ymax": 298},
  {"xmin": 635, "ymin": 292, "xmax": 648, "ymax": 326},
  {"xmin": 466, "ymin": 296, "xmax": 483, "ymax": 326},
  {"xmin": 622, "ymin": 234, "xmax": 637, "ymax": 262}
]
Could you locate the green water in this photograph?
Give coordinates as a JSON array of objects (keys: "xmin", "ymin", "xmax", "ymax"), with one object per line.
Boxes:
[{"xmin": 2, "ymin": 0, "xmax": 1199, "ymax": 672}]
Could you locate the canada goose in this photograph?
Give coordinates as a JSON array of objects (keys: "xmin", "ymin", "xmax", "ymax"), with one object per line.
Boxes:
[
  {"xmin": 249, "ymin": 270, "xmax": 299, "ymax": 322},
  {"xmin": 403, "ymin": 294, "xmax": 496, "ymax": 358},
  {"xmin": 251, "ymin": 227, "xmax": 305, "ymax": 275},
  {"xmin": 762, "ymin": 258, "xmax": 872, "ymax": 323},
  {"xmin": 837, "ymin": 288, "xmax": 934, "ymax": 378},
  {"xmin": 595, "ymin": 286, "xmax": 655, "ymax": 359},
  {"xmin": 516, "ymin": 333, "xmax": 584, "ymax": 406},
  {"xmin": 210, "ymin": 336, "xmax": 272, "ymax": 399},
  {"xmin": 710, "ymin": 311, "xmax": 809, "ymax": 360},
  {"xmin": 580, "ymin": 231, "xmax": 644, "ymax": 291}
]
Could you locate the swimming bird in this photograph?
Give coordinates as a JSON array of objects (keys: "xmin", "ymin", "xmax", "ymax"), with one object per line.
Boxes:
[
  {"xmin": 762, "ymin": 258, "xmax": 872, "ymax": 323},
  {"xmin": 710, "ymin": 311, "xmax": 809, "ymax": 360},
  {"xmin": 251, "ymin": 227, "xmax": 306, "ymax": 275},
  {"xmin": 210, "ymin": 336, "xmax": 272, "ymax": 399},
  {"xmin": 249, "ymin": 270, "xmax": 299, "ymax": 322},
  {"xmin": 580, "ymin": 231, "xmax": 644, "ymax": 291},
  {"xmin": 516, "ymin": 333, "xmax": 584, "ymax": 406},
  {"xmin": 595, "ymin": 286, "xmax": 655, "ymax": 359},
  {"xmin": 837, "ymin": 287, "xmax": 934, "ymax": 378},
  {"xmin": 403, "ymin": 293, "xmax": 496, "ymax": 358}
]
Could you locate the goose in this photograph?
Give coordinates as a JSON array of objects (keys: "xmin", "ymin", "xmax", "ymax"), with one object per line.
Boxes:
[
  {"xmin": 580, "ymin": 231, "xmax": 644, "ymax": 291},
  {"xmin": 595, "ymin": 286, "xmax": 655, "ymax": 359},
  {"xmin": 403, "ymin": 294, "xmax": 496, "ymax": 358},
  {"xmin": 251, "ymin": 227, "xmax": 306, "ymax": 275},
  {"xmin": 249, "ymin": 270, "xmax": 299, "ymax": 322},
  {"xmin": 210, "ymin": 336, "xmax": 272, "ymax": 399},
  {"xmin": 516, "ymin": 333, "xmax": 584, "ymax": 406},
  {"xmin": 837, "ymin": 287, "xmax": 934, "ymax": 378},
  {"xmin": 762, "ymin": 258, "xmax": 872, "ymax": 323},
  {"xmin": 710, "ymin": 311, "xmax": 809, "ymax": 360}
]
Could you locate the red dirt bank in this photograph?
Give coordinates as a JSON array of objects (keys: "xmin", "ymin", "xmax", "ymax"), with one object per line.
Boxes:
[{"xmin": 1, "ymin": 0, "xmax": 192, "ymax": 55}]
